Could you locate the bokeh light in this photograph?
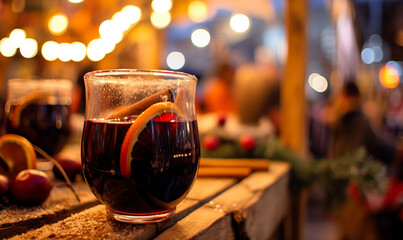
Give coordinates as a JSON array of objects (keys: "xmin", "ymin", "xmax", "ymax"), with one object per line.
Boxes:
[
  {"xmin": 0, "ymin": 38, "xmax": 17, "ymax": 57},
  {"xmin": 361, "ymin": 48, "xmax": 375, "ymax": 64},
  {"xmin": 70, "ymin": 42, "xmax": 86, "ymax": 62},
  {"xmin": 379, "ymin": 65, "xmax": 400, "ymax": 89},
  {"xmin": 99, "ymin": 20, "xmax": 114, "ymax": 38},
  {"xmin": 58, "ymin": 43, "xmax": 72, "ymax": 62},
  {"xmin": 308, "ymin": 73, "xmax": 328, "ymax": 93},
  {"xmin": 41, "ymin": 41, "xmax": 59, "ymax": 61},
  {"xmin": 19, "ymin": 38, "xmax": 38, "ymax": 58},
  {"xmin": 191, "ymin": 28, "xmax": 210, "ymax": 48},
  {"xmin": 87, "ymin": 39, "xmax": 106, "ymax": 61},
  {"xmin": 48, "ymin": 13, "xmax": 69, "ymax": 36},
  {"xmin": 151, "ymin": 0, "xmax": 172, "ymax": 13},
  {"xmin": 68, "ymin": 0, "xmax": 84, "ymax": 3},
  {"xmin": 188, "ymin": 1, "xmax": 208, "ymax": 22},
  {"xmin": 121, "ymin": 5, "xmax": 142, "ymax": 24},
  {"xmin": 99, "ymin": 38, "xmax": 116, "ymax": 54},
  {"xmin": 150, "ymin": 11, "xmax": 171, "ymax": 29},
  {"xmin": 386, "ymin": 61, "xmax": 402, "ymax": 76},
  {"xmin": 9, "ymin": 29, "xmax": 26, "ymax": 47},
  {"xmin": 111, "ymin": 12, "xmax": 130, "ymax": 32},
  {"xmin": 167, "ymin": 51, "xmax": 185, "ymax": 70},
  {"xmin": 372, "ymin": 46, "xmax": 383, "ymax": 63},
  {"xmin": 99, "ymin": 20, "xmax": 124, "ymax": 44},
  {"xmin": 230, "ymin": 14, "xmax": 250, "ymax": 33}
]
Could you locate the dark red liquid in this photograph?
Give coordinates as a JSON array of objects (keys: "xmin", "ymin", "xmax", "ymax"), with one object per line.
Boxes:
[
  {"xmin": 81, "ymin": 118, "xmax": 200, "ymax": 215},
  {"xmin": 6, "ymin": 104, "xmax": 71, "ymax": 155}
]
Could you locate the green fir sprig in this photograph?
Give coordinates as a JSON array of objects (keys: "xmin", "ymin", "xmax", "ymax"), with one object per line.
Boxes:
[{"xmin": 201, "ymin": 135, "xmax": 388, "ymax": 209}]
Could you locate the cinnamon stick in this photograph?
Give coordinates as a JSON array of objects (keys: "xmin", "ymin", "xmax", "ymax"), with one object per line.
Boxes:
[
  {"xmin": 200, "ymin": 158, "xmax": 269, "ymax": 171},
  {"xmin": 197, "ymin": 167, "xmax": 252, "ymax": 178},
  {"xmin": 174, "ymin": 88, "xmax": 186, "ymax": 112},
  {"xmin": 107, "ymin": 88, "xmax": 173, "ymax": 119}
]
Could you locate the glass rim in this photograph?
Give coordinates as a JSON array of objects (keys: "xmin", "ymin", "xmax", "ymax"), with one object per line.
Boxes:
[{"xmin": 84, "ymin": 69, "xmax": 197, "ymax": 82}]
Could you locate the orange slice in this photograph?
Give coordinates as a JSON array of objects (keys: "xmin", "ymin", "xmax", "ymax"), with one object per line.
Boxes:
[
  {"xmin": 11, "ymin": 91, "xmax": 49, "ymax": 128},
  {"xmin": 120, "ymin": 102, "xmax": 184, "ymax": 178},
  {"xmin": 0, "ymin": 134, "xmax": 37, "ymax": 176}
]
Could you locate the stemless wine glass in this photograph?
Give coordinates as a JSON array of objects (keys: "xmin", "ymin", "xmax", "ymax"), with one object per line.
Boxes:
[
  {"xmin": 5, "ymin": 79, "xmax": 72, "ymax": 155},
  {"xmin": 81, "ymin": 69, "xmax": 200, "ymax": 224}
]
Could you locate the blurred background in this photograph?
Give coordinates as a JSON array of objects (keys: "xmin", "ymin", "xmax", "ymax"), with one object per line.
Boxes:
[
  {"xmin": 0, "ymin": 0, "xmax": 401, "ymax": 141},
  {"xmin": 0, "ymin": 0, "xmax": 402, "ymax": 239}
]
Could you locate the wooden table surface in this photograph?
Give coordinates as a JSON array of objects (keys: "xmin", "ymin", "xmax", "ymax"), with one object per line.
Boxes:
[{"xmin": 1, "ymin": 160, "xmax": 290, "ymax": 240}]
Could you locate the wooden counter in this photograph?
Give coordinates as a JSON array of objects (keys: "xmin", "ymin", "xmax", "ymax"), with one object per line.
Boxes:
[{"xmin": 1, "ymin": 161, "xmax": 290, "ymax": 240}]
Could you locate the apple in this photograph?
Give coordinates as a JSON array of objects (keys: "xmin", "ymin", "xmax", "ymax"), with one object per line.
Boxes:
[
  {"xmin": 239, "ymin": 135, "xmax": 256, "ymax": 151},
  {"xmin": 52, "ymin": 156, "xmax": 82, "ymax": 181},
  {"xmin": 0, "ymin": 174, "xmax": 10, "ymax": 198},
  {"xmin": 217, "ymin": 114, "xmax": 227, "ymax": 126},
  {"xmin": 203, "ymin": 135, "xmax": 220, "ymax": 151},
  {"xmin": 12, "ymin": 169, "xmax": 53, "ymax": 205}
]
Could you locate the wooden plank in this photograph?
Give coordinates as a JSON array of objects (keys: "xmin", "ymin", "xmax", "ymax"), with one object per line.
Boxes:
[
  {"xmin": 0, "ymin": 181, "xmax": 99, "ymax": 239},
  {"xmin": 8, "ymin": 178, "xmax": 237, "ymax": 239},
  {"xmin": 155, "ymin": 162, "xmax": 290, "ymax": 240}
]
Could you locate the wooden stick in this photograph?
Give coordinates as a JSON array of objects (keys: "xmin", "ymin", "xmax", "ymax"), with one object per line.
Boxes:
[
  {"xmin": 107, "ymin": 88, "xmax": 173, "ymax": 119},
  {"xmin": 200, "ymin": 158, "xmax": 269, "ymax": 171},
  {"xmin": 197, "ymin": 167, "xmax": 252, "ymax": 178}
]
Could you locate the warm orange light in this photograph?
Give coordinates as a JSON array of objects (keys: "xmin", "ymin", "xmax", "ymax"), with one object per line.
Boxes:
[
  {"xmin": 48, "ymin": 13, "xmax": 69, "ymax": 36},
  {"xmin": 379, "ymin": 65, "xmax": 400, "ymax": 89}
]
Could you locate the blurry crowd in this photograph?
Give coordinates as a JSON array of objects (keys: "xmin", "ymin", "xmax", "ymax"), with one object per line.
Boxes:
[{"xmin": 197, "ymin": 58, "xmax": 403, "ymax": 240}]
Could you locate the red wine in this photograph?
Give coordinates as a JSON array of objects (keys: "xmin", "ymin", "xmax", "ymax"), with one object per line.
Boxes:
[
  {"xmin": 81, "ymin": 118, "xmax": 200, "ymax": 214},
  {"xmin": 6, "ymin": 104, "xmax": 70, "ymax": 155}
]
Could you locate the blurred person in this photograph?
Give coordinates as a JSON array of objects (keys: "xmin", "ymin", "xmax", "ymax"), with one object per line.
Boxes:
[
  {"xmin": 330, "ymin": 81, "xmax": 397, "ymax": 165},
  {"xmin": 329, "ymin": 81, "xmax": 400, "ymax": 240},
  {"xmin": 199, "ymin": 61, "xmax": 237, "ymax": 114},
  {"xmin": 233, "ymin": 64, "xmax": 279, "ymax": 126}
]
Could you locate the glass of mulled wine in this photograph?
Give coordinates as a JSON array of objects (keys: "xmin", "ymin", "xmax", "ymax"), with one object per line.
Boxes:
[
  {"xmin": 5, "ymin": 79, "xmax": 72, "ymax": 156},
  {"xmin": 81, "ymin": 69, "xmax": 200, "ymax": 224}
]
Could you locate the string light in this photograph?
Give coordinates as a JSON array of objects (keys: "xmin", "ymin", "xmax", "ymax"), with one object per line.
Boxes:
[
  {"xmin": 70, "ymin": 42, "xmax": 86, "ymax": 62},
  {"xmin": 48, "ymin": 13, "xmax": 69, "ymax": 36},
  {"xmin": 230, "ymin": 14, "xmax": 250, "ymax": 33},
  {"xmin": 19, "ymin": 38, "xmax": 38, "ymax": 58},
  {"xmin": 99, "ymin": 20, "xmax": 124, "ymax": 44},
  {"xmin": 58, "ymin": 43, "xmax": 72, "ymax": 62},
  {"xmin": 41, "ymin": 41, "xmax": 59, "ymax": 61},
  {"xmin": 87, "ymin": 39, "xmax": 106, "ymax": 61},
  {"xmin": 379, "ymin": 65, "xmax": 400, "ymax": 89},
  {"xmin": 0, "ymin": 38, "xmax": 17, "ymax": 57},
  {"xmin": 191, "ymin": 29, "xmax": 210, "ymax": 48},
  {"xmin": 308, "ymin": 73, "xmax": 328, "ymax": 93},
  {"xmin": 9, "ymin": 29, "xmax": 26, "ymax": 47},
  {"xmin": 167, "ymin": 51, "xmax": 185, "ymax": 70},
  {"xmin": 121, "ymin": 5, "xmax": 142, "ymax": 24},
  {"xmin": 151, "ymin": 0, "xmax": 172, "ymax": 13},
  {"xmin": 150, "ymin": 11, "xmax": 171, "ymax": 29},
  {"xmin": 188, "ymin": 1, "xmax": 208, "ymax": 23},
  {"xmin": 1, "ymin": 4, "xmax": 168, "ymax": 62}
]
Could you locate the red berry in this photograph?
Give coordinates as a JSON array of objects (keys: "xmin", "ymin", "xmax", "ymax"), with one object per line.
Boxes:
[
  {"xmin": 203, "ymin": 135, "xmax": 220, "ymax": 151},
  {"xmin": 0, "ymin": 174, "xmax": 10, "ymax": 198},
  {"xmin": 153, "ymin": 112, "xmax": 180, "ymax": 122},
  {"xmin": 240, "ymin": 135, "xmax": 256, "ymax": 151},
  {"xmin": 217, "ymin": 115, "xmax": 226, "ymax": 126},
  {"xmin": 52, "ymin": 156, "xmax": 82, "ymax": 181},
  {"xmin": 12, "ymin": 169, "xmax": 53, "ymax": 205}
]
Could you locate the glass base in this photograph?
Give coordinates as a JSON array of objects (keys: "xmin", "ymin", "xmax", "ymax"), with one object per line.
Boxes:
[{"xmin": 106, "ymin": 208, "xmax": 176, "ymax": 224}]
